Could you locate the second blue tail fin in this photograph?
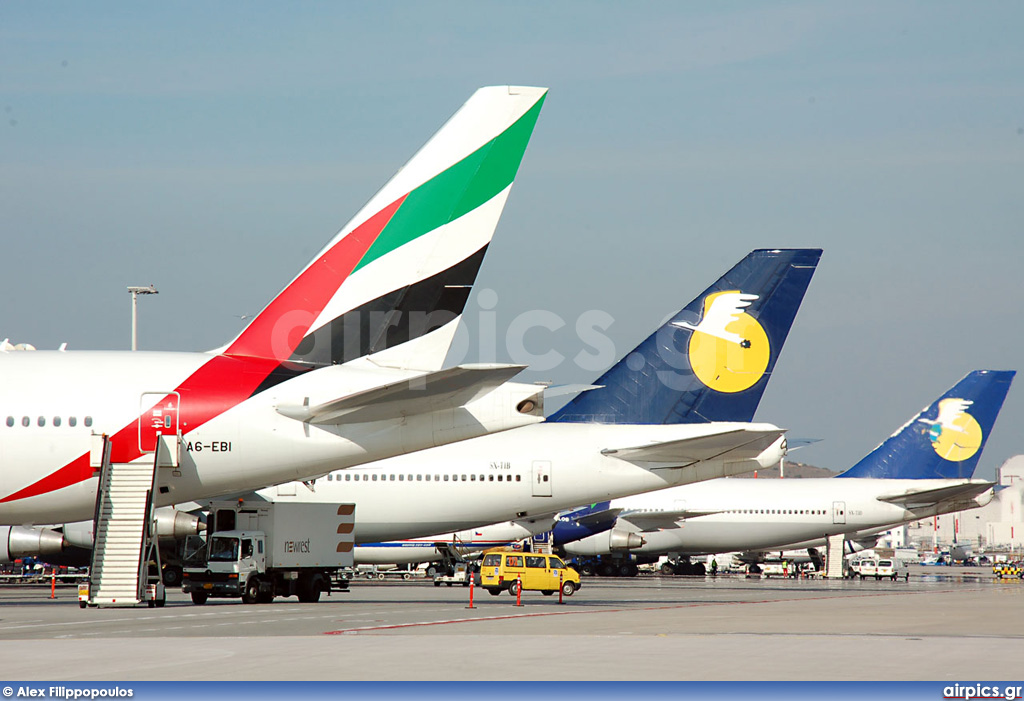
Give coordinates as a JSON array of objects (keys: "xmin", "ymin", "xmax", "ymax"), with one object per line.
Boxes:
[
  {"xmin": 549, "ymin": 248, "xmax": 821, "ymax": 424},
  {"xmin": 837, "ymin": 370, "xmax": 1015, "ymax": 480}
]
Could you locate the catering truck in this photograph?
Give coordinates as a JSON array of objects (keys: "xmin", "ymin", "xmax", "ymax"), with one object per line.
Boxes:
[{"xmin": 182, "ymin": 500, "xmax": 355, "ymax": 605}]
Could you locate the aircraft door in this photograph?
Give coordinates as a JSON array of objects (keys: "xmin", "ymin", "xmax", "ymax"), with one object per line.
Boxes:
[
  {"xmin": 832, "ymin": 501, "xmax": 846, "ymax": 525},
  {"xmin": 532, "ymin": 460, "xmax": 552, "ymax": 497},
  {"xmin": 139, "ymin": 392, "xmax": 180, "ymax": 453}
]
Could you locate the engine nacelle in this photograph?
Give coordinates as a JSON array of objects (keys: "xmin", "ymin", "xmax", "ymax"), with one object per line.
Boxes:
[
  {"xmin": 0, "ymin": 525, "xmax": 66, "ymax": 563},
  {"xmin": 154, "ymin": 508, "xmax": 205, "ymax": 538},
  {"xmin": 607, "ymin": 528, "xmax": 645, "ymax": 551}
]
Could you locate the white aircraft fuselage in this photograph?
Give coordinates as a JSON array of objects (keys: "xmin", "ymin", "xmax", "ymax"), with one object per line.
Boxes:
[
  {"xmin": 258, "ymin": 421, "xmax": 787, "ymax": 544},
  {"xmin": 563, "ymin": 476, "xmax": 994, "ymax": 557},
  {"xmin": 0, "ymin": 350, "xmax": 540, "ymax": 525}
]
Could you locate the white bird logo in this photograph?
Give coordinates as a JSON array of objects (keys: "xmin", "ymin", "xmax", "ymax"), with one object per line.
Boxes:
[
  {"xmin": 671, "ymin": 292, "xmax": 759, "ymax": 347},
  {"xmin": 919, "ymin": 398, "xmax": 973, "ymax": 435}
]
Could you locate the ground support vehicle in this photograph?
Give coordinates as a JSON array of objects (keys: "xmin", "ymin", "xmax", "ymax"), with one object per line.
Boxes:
[
  {"xmin": 993, "ymin": 562, "xmax": 1023, "ymax": 579},
  {"xmin": 875, "ymin": 558, "xmax": 909, "ymax": 581},
  {"xmin": 480, "ymin": 549, "xmax": 580, "ymax": 597},
  {"xmin": 182, "ymin": 500, "xmax": 355, "ymax": 605}
]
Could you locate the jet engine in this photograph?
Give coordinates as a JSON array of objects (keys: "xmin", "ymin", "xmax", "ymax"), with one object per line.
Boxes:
[{"xmin": 0, "ymin": 525, "xmax": 65, "ymax": 563}]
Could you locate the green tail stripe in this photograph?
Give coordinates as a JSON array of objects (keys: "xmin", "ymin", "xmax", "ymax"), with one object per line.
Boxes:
[{"xmin": 353, "ymin": 94, "xmax": 545, "ymax": 273}]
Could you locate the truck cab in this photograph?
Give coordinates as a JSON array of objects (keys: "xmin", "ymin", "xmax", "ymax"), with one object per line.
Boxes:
[{"xmin": 184, "ymin": 530, "xmax": 268, "ymax": 604}]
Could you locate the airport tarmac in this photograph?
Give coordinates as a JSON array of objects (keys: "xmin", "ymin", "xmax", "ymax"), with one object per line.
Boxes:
[{"xmin": 1, "ymin": 569, "xmax": 1022, "ymax": 681}]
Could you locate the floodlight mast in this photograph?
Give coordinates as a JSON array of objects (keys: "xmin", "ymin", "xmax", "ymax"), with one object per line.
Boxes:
[{"xmin": 127, "ymin": 285, "xmax": 158, "ymax": 351}]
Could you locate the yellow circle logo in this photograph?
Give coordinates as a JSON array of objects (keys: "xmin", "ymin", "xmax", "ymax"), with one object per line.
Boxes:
[
  {"xmin": 679, "ymin": 290, "xmax": 770, "ymax": 394},
  {"xmin": 926, "ymin": 398, "xmax": 983, "ymax": 462}
]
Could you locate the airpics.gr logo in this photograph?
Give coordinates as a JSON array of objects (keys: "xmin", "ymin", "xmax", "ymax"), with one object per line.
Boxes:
[
  {"xmin": 671, "ymin": 290, "xmax": 770, "ymax": 393},
  {"xmin": 918, "ymin": 398, "xmax": 983, "ymax": 462}
]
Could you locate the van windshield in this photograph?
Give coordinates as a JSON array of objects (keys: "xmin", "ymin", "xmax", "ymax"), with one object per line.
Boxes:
[{"xmin": 878, "ymin": 560, "xmax": 893, "ymax": 567}]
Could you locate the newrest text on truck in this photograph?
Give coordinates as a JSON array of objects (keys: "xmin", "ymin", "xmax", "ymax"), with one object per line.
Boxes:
[{"xmin": 182, "ymin": 500, "xmax": 355, "ymax": 605}]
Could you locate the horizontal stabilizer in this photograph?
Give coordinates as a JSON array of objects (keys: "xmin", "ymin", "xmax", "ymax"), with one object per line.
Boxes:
[
  {"xmin": 619, "ymin": 508, "xmax": 723, "ymax": 532},
  {"xmin": 877, "ymin": 481, "xmax": 995, "ymax": 509},
  {"xmin": 277, "ymin": 364, "xmax": 526, "ymax": 424},
  {"xmin": 601, "ymin": 428, "xmax": 783, "ymax": 466}
]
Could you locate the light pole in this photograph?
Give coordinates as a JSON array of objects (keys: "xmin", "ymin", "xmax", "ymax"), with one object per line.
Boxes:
[{"xmin": 127, "ymin": 285, "xmax": 158, "ymax": 351}]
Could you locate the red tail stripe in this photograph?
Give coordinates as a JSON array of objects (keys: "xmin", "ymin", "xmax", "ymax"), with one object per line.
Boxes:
[{"xmin": 2, "ymin": 195, "xmax": 407, "ymax": 504}]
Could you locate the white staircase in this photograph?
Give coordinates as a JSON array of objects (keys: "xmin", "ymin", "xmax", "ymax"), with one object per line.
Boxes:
[
  {"xmin": 87, "ymin": 435, "xmax": 171, "ymax": 607},
  {"xmin": 824, "ymin": 533, "xmax": 845, "ymax": 579}
]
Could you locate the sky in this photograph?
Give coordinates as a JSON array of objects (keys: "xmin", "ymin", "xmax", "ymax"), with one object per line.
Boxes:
[{"xmin": 1, "ymin": 2, "xmax": 1022, "ymax": 479}]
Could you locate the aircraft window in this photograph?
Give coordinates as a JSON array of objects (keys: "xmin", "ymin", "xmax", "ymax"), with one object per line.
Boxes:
[
  {"xmin": 22, "ymin": 416, "xmax": 29, "ymax": 427},
  {"xmin": 489, "ymin": 475, "xmax": 494, "ymax": 482},
  {"xmin": 69, "ymin": 416, "xmax": 77, "ymax": 427},
  {"xmin": 38, "ymin": 416, "xmax": 46, "ymax": 427},
  {"xmin": 480, "ymin": 475, "xmax": 485, "ymax": 481},
  {"xmin": 461, "ymin": 475, "xmax": 467, "ymax": 481},
  {"xmin": 84, "ymin": 416, "xmax": 93, "ymax": 427},
  {"xmin": 407, "ymin": 474, "xmax": 413, "ymax": 481},
  {"xmin": 542, "ymin": 475, "xmax": 549, "ymax": 482},
  {"xmin": 164, "ymin": 415, "xmax": 172, "ymax": 428},
  {"xmin": 398, "ymin": 474, "xmax": 404, "ymax": 481},
  {"xmin": 345, "ymin": 474, "xmax": 351, "ymax": 481},
  {"xmin": 327, "ymin": 474, "xmax": 332, "ymax": 481},
  {"xmin": 417, "ymin": 475, "xmax": 422, "ymax": 481},
  {"xmin": 444, "ymin": 475, "xmax": 449, "ymax": 481},
  {"xmin": 372, "ymin": 474, "xmax": 378, "ymax": 481},
  {"xmin": 363, "ymin": 474, "xmax": 368, "ymax": 481},
  {"xmin": 389, "ymin": 474, "xmax": 395, "ymax": 481},
  {"xmin": 5, "ymin": 417, "xmax": 12, "ymax": 427},
  {"xmin": 516, "ymin": 475, "xmax": 522, "ymax": 482},
  {"xmin": 497, "ymin": 475, "xmax": 502, "ymax": 482},
  {"xmin": 53, "ymin": 416, "xmax": 61, "ymax": 427}
]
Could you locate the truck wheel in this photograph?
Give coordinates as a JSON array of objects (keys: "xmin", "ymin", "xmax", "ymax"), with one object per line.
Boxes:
[
  {"xmin": 580, "ymin": 563, "xmax": 596, "ymax": 576},
  {"xmin": 190, "ymin": 591, "xmax": 208, "ymax": 605},
  {"xmin": 426, "ymin": 565, "xmax": 439, "ymax": 577},
  {"xmin": 402, "ymin": 573, "xmax": 412, "ymax": 580},
  {"xmin": 298, "ymin": 574, "xmax": 324, "ymax": 603},
  {"xmin": 560, "ymin": 581, "xmax": 575, "ymax": 597},
  {"xmin": 162, "ymin": 566, "xmax": 183, "ymax": 588},
  {"xmin": 433, "ymin": 581, "xmax": 441, "ymax": 587},
  {"xmin": 243, "ymin": 579, "xmax": 260, "ymax": 604}
]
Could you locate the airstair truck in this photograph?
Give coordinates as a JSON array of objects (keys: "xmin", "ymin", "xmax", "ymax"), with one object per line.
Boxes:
[{"xmin": 183, "ymin": 500, "xmax": 355, "ymax": 605}]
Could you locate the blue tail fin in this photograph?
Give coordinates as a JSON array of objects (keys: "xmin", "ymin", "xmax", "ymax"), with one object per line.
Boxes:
[
  {"xmin": 549, "ymin": 248, "xmax": 821, "ymax": 424},
  {"xmin": 837, "ymin": 370, "xmax": 1015, "ymax": 480}
]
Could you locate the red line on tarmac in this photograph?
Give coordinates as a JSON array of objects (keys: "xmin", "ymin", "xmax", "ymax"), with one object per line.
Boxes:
[{"xmin": 323, "ymin": 587, "xmax": 957, "ymax": 635}]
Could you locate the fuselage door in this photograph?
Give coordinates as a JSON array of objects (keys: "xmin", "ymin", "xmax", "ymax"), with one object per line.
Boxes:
[
  {"xmin": 139, "ymin": 392, "xmax": 180, "ymax": 453},
  {"xmin": 832, "ymin": 501, "xmax": 846, "ymax": 525},
  {"xmin": 532, "ymin": 460, "xmax": 552, "ymax": 497}
]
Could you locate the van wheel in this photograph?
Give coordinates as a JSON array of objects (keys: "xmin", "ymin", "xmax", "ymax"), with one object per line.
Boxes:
[
  {"xmin": 561, "ymin": 581, "xmax": 576, "ymax": 597},
  {"xmin": 191, "ymin": 591, "xmax": 208, "ymax": 605},
  {"xmin": 542, "ymin": 590, "xmax": 554, "ymax": 596},
  {"xmin": 486, "ymin": 588, "xmax": 501, "ymax": 596},
  {"xmin": 507, "ymin": 580, "xmax": 521, "ymax": 596}
]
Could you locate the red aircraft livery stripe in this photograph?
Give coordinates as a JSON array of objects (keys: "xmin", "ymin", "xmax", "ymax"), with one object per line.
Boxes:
[{"xmin": 0, "ymin": 196, "xmax": 406, "ymax": 504}]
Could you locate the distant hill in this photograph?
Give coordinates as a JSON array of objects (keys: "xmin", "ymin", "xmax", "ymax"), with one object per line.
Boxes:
[{"xmin": 730, "ymin": 461, "xmax": 837, "ymax": 479}]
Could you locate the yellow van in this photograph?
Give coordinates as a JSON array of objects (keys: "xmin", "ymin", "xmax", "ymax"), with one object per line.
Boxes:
[{"xmin": 480, "ymin": 549, "xmax": 580, "ymax": 597}]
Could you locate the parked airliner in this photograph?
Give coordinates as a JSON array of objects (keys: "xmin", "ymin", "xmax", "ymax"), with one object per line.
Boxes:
[
  {"xmin": 561, "ymin": 370, "xmax": 1013, "ymax": 575},
  {"xmin": 254, "ymin": 249, "xmax": 820, "ymax": 558},
  {"xmin": 0, "ymin": 86, "xmax": 550, "ymax": 526}
]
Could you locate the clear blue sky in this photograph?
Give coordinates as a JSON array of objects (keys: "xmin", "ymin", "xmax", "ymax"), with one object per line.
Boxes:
[{"xmin": 2, "ymin": 2, "xmax": 1022, "ymax": 478}]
